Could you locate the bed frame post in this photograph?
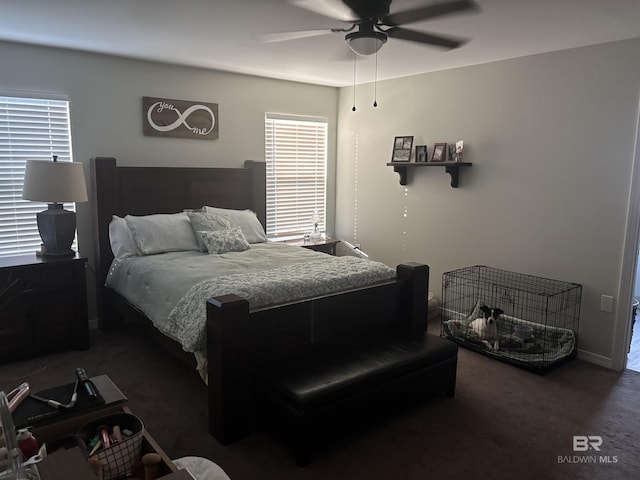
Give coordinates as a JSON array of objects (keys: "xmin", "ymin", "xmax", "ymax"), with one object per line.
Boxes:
[
  {"xmin": 397, "ymin": 263, "xmax": 429, "ymax": 336},
  {"xmin": 207, "ymin": 294, "xmax": 252, "ymax": 444},
  {"xmin": 90, "ymin": 157, "xmax": 118, "ymax": 330},
  {"xmin": 244, "ymin": 160, "xmax": 266, "ymax": 228}
]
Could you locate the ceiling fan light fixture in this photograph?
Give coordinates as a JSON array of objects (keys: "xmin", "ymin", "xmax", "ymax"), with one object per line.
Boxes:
[{"xmin": 345, "ymin": 31, "xmax": 387, "ymax": 56}]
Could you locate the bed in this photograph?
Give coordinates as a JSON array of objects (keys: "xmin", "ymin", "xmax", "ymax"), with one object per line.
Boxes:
[{"xmin": 90, "ymin": 156, "xmax": 429, "ymax": 444}]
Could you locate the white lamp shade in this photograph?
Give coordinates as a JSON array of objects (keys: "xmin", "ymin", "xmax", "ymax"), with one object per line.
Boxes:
[{"xmin": 22, "ymin": 160, "xmax": 88, "ymax": 203}]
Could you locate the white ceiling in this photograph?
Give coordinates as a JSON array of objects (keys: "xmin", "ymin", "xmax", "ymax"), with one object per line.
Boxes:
[{"xmin": 1, "ymin": 0, "xmax": 639, "ymax": 87}]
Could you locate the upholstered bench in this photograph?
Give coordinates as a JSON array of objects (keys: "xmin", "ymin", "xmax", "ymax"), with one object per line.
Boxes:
[{"xmin": 258, "ymin": 332, "xmax": 458, "ymax": 465}]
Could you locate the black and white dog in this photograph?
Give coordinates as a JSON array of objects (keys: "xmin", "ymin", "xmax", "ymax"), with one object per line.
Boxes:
[{"xmin": 469, "ymin": 305, "xmax": 503, "ymax": 350}]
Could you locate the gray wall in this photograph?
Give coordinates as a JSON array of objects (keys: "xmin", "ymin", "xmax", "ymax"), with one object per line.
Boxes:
[
  {"xmin": 335, "ymin": 38, "xmax": 640, "ymax": 367},
  {"xmin": 0, "ymin": 40, "xmax": 339, "ymax": 318},
  {"xmin": 3, "ymin": 38, "xmax": 640, "ymax": 368}
]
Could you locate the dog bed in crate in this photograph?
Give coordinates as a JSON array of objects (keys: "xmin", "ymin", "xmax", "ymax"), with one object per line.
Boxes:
[{"xmin": 442, "ymin": 302, "xmax": 576, "ymax": 373}]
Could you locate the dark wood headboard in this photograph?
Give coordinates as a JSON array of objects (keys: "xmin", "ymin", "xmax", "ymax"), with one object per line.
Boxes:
[{"xmin": 89, "ymin": 157, "xmax": 266, "ymax": 323}]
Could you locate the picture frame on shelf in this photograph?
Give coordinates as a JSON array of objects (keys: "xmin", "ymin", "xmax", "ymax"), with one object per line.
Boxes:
[
  {"xmin": 391, "ymin": 136, "xmax": 414, "ymax": 162},
  {"xmin": 429, "ymin": 143, "xmax": 447, "ymax": 162},
  {"xmin": 415, "ymin": 145, "xmax": 427, "ymax": 163},
  {"xmin": 447, "ymin": 144, "xmax": 456, "ymax": 162},
  {"xmin": 455, "ymin": 140, "xmax": 464, "ymax": 162}
]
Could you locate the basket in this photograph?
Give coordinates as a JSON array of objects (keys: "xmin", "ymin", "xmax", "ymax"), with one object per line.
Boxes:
[{"xmin": 78, "ymin": 412, "xmax": 144, "ymax": 480}]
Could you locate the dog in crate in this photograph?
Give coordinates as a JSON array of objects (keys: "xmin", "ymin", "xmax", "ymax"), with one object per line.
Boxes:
[{"xmin": 469, "ymin": 305, "xmax": 503, "ymax": 350}]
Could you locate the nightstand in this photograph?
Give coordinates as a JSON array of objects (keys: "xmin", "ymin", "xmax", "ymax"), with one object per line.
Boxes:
[
  {"xmin": 283, "ymin": 237, "xmax": 340, "ymax": 255},
  {"xmin": 0, "ymin": 253, "xmax": 89, "ymax": 363}
]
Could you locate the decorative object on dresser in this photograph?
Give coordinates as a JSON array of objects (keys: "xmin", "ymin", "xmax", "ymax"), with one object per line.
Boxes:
[
  {"xmin": 0, "ymin": 254, "xmax": 89, "ymax": 363},
  {"xmin": 143, "ymin": 96, "xmax": 219, "ymax": 140},
  {"xmin": 441, "ymin": 265, "xmax": 582, "ymax": 373},
  {"xmin": 21, "ymin": 156, "xmax": 88, "ymax": 257}
]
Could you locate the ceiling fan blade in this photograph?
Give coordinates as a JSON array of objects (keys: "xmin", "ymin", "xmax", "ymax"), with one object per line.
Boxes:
[
  {"xmin": 257, "ymin": 28, "xmax": 336, "ymax": 43},
  {"xmin": 386, "ymin": 27, "xmax": 467, "ymax": 49},
  {"xmin": 383, "ymin": 0, "xmax": 479, "ymax": 26},
  {"xmin": 290, "ymin": 0, "xmax": 357, "ymax": 22}
]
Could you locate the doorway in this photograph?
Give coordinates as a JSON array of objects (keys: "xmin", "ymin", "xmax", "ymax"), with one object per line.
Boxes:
[
  {"xmin": 628, "ymin": 259, "xmax": 640, "ymax": 372},
  {"xmin": 617, "ymin": 97, "xmax": 640, "ymax": 372}
]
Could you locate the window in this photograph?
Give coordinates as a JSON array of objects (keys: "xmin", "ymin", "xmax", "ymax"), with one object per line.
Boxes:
[
  {"xmin": 0, "ymin": 95, "xmax": 75, "ymax": 257},
  {"xmin": 265, "ymin": 113, "xmax": 327, "ymax": 238}
]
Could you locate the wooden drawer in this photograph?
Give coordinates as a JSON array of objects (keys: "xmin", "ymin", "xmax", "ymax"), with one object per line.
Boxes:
[{"xmin": 9, "ymin": 263, "xmax": 75, "ymax": 294}]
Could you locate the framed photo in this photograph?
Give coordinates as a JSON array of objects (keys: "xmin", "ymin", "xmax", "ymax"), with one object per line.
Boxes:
[
  {"xmin": 447, "ymin": 144, "xmax": 456, "ymax": 162},
  {"xmin": 391, "ymin": 136, "xmax": 414, "ymax": 162},
  {"xmin": 415, "ymin": 145, "xmax": 427, "ymax": 163},
  {"xmin": 429, "ymin": 143, "xmax": 447, "ymax": 162}
]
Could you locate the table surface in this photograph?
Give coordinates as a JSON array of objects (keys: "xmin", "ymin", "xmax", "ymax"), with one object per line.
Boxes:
[{"xmin": 281, "ymin": 236, "xmax": 339, "ymax": 247}]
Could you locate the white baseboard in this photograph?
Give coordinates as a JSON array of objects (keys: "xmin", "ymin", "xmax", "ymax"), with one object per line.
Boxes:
[{"xmin": 577, "ymin": 348, "xmax": 615, "ymax": 370}]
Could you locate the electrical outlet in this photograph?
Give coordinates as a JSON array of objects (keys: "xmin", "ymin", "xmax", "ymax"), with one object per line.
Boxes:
[{"xmin": 600, "ymin": 295, "xmax": 614, "ymax": 313}]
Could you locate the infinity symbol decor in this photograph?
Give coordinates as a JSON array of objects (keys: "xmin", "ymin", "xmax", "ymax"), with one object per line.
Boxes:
[{"xmin": 143, "ymin": 96, "xmax": 219, "ymax": 140}]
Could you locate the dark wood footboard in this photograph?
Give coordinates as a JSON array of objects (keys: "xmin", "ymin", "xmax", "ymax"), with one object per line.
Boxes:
[{"xmin": 206, "ymin": 262, "xmax": 429, "ymax": 444}]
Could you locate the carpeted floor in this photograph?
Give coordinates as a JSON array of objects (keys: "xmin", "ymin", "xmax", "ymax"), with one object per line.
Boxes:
[{"xmin": 1, "ymin": 325, "xmax": 639, "ymax": 480}]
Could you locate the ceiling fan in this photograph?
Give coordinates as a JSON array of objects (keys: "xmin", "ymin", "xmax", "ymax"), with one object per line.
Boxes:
[{"xmin": 261, "ymin": 0, "xmax": 480, "ymax": 56}]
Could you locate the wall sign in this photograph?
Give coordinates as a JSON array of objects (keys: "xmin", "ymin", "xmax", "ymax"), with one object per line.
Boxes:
[{"xmin": 143, "ymin": 96, "xmax": 218, "ymax": 140}]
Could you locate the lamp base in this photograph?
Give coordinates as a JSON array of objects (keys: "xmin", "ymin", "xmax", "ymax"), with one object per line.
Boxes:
[
  {"xmin": 35, "ymin": 246, "xmax": 75, "ymax": 258},
  {"xmin": 36, "ymin": 204, "xmax": 77, "ymax": 257}
]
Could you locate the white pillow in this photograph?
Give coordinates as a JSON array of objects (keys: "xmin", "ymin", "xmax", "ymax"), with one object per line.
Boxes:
[
  {"xmin": 202, "ymin": 206, "xmax": 267, "ymax": 243},
  {"xmin": 199, "ymin": 227, "xmax": 251, "ymax": 254},
  {"xmin": 125, "ymin": 213, "xmax": 200, "ymax": 255},
  {"xmin": 108, "ymin": 215, "xmax": 138, "ymax": 259}
]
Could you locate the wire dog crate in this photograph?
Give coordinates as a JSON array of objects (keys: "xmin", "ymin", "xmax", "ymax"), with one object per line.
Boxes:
[{"xmin": 441, "ymin": 265, "xmax": 582, "ymax": 373}]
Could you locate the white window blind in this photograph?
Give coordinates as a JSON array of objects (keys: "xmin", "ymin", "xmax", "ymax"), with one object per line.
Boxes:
[
  {"xmin": 265, "ymin": 114, "xmax": 327, "ymax": 238},
  {"xmin": 0, "ymin": 95, "xmax": 75, "ymax": 257}
]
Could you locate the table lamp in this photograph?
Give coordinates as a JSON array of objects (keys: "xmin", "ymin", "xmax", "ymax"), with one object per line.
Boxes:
[{"xmin": 22, "ymin": 156, "xmax": 88, "ymax": 257}]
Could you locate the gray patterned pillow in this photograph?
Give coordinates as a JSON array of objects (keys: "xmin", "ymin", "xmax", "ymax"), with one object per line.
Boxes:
[
  {"xmin": 188, "ymin": 211, "xmax": 232, "ymax": 252},
  {"xmin": 202, "ymin": 206, "xmax": 267, "ymax": 243},
  {"xmin": 199, "ymin": 227, "xmax": 251, "ymax": 254}
]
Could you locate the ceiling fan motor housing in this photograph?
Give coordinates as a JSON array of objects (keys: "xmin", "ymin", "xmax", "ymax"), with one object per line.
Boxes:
[{"xmin": 343, "ymin": 0, "xmax": 392, "ymax": 20}]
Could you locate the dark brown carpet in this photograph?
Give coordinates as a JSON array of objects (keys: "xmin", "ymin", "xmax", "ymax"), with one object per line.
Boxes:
[{"xmin": 2, "ymin": 326, "xmax": 639, "ymax": 480}]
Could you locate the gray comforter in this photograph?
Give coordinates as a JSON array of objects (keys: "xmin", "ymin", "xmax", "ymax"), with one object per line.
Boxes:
[{"xmin": 106, "ymin": 242, "xmax": 396, "ymax": 353}]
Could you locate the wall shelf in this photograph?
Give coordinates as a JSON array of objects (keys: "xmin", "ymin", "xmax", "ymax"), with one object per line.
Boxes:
[{"xmin": 386, "ymin": 162, "xmax": 472, "ymax": 187}]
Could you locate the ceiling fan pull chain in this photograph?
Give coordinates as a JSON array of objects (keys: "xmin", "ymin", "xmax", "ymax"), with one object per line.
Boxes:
[
  {"xmin": 352, "ymin": 51, "xmax": 357, "ymax": 112},
  {"xmin": 373, "ymin": 50, "xmax": 379, "ymax": 107}
]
